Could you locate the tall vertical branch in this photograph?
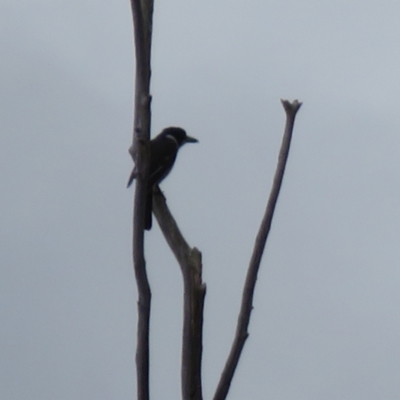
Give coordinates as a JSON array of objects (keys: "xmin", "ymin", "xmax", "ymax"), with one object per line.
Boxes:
[
  {"xmin": 213, "ymin": 100, "xmax": 302, "ymax": 400},
  {"xmin": 129, "ymin": 1, "xmax": 154, "ymax": 400}
]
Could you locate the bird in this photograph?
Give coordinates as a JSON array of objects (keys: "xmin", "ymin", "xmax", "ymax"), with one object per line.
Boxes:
[{"xmin": 127, "ymin": 126, "xmax": 198, "ymax": 230}]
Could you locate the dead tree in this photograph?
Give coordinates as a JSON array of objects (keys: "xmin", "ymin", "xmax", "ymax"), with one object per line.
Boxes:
[{"xmin": 128, "ymin": 2, "xmax": 302, "ymax": 400}]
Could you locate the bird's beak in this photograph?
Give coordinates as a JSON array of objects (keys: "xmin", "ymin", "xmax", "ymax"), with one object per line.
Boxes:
[{"xmin": 185, "ymin": 135, "xmax": 198, "ymax": 143}]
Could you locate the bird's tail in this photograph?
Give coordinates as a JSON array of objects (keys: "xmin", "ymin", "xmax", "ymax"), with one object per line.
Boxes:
[{"xmin": 145, "ymin": 191, "xmax": 152, "ymax": 230}]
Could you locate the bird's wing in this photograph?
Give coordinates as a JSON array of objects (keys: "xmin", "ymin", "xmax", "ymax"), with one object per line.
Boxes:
[
  {"xmin": 127, "ymin": 134, "xmax": 179, "ymax": 188},
  {"xmin": 149, "ymin": 152, "xmax": 177, "ymax": 186},
  {"xmin": 149, "ymin": 138, "xmax": 178, "ymax": 186}
]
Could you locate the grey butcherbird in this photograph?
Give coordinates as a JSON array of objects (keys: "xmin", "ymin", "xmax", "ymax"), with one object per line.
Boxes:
[{"xmin": 127, "ymin": 127, "xmax": 198, "ymax": 230}]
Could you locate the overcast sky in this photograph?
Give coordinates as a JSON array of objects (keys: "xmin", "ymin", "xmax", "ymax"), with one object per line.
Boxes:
[{"xmin": 2, "ymin": 0, "xmax": 400, "ymax": 399}]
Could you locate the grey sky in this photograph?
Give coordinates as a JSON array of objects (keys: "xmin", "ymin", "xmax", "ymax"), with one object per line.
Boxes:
[{"xmin": 2, "ymin": 0, "xmax": 400, "ymax": 399}]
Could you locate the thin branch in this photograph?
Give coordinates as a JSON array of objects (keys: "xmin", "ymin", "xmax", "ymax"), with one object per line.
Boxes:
[
  {"xmin": 213, "ymin": 99, "xmax": 302, "ymax": 400},
  {"xmin": 129, "ymin": 1, "xmax": 154, "ymax": 400},
  {"xmin": 153, "ymin": 187, "xmax": 206, "ymax": 400}
]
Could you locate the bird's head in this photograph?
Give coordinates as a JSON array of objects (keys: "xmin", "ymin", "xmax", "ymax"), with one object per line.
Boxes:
[{"xmin": 162, "ymin": 127, "xmax": 198, "ymax": 147}]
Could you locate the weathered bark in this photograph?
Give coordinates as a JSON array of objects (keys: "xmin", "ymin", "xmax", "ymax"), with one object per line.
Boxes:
[
  {"xmin": 153, "ymin": 188, "xmax": 206, "ymax": 400},
  {"xmin": 213, "ymin": 100, "xmax": 302, "ymax": 400},
  {"xmin": 129, "ymin": 1, "xmax": 154, "ymax": 399}
]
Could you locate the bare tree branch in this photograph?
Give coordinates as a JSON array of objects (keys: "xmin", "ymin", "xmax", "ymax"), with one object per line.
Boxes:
[
  {"xmin": 213, "ymin": 99, "xmax": 302, "ymax": 400},
  {"xmin": 153, "ymin": 187, "xmax": 206, "ymax": 400},
  {"xmin": 129, "ymin": 1, "xmax": 154, "ymax": 400}
]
